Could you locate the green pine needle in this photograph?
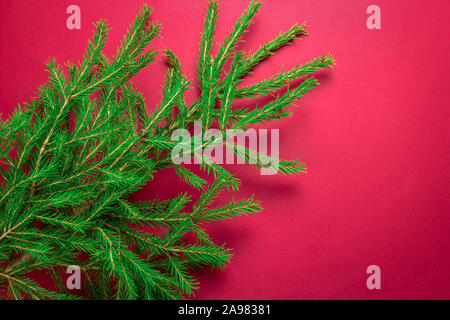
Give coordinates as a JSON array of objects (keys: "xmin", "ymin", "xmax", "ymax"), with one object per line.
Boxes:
[{"xmin": 0, "ymin": 1, "xmax": 333, "ymax": 300}]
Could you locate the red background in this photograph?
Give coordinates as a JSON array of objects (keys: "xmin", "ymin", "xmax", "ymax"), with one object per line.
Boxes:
[{"xmin": 1, "ymin": 0, "xmax": 449, "ymax": 299}]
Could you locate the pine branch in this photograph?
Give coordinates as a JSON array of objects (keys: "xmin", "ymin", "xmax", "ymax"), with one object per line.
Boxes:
[{"xmin": 0, "ymin": 0, "xmax": 333, "ymax": 300}]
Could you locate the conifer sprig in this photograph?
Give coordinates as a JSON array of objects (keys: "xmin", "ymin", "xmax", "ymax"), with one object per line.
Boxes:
[{"xmin": 0, "ymin": 1, "xmax": 334, "ymax": 299}]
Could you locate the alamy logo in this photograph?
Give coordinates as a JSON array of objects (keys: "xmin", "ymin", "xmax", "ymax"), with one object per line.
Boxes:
[
  {"xmin": 66, "ymin": 5, "xmax": 81, "ymax": 30},
  {"xmin": 366, "ymin": 265, "xmax": 381, "ymax": 290},
  {"xmin": 366, "ymin": 5, "xmax": 381, "ymax": 30},
  {"xmin": 66, "ymin": 265, "xmax": 81, "ymax": 290},
  {"xmin": 171, "ymin": 121, "xmax": 280, "ymax": 175}
]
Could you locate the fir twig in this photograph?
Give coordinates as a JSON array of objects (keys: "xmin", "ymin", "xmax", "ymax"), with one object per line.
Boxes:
[{"xmin": 0, "ymin": 1, "xmax": 333, "ymax": 300}]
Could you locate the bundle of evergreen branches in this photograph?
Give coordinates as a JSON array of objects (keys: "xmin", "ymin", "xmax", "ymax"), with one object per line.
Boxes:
[{"xmin": 0, "ymin": 1, "xmax": 334, "ymax": 299}]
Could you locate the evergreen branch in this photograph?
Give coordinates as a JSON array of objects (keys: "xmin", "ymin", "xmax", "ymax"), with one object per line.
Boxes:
[
  {"xmin": 194, "ymin": 196, "xmax": 262, "ymax": 222},
  {"xmin": 233, "ymin": 77, "xmax": 320, "ymax": 128},
  {"xmin": 0, "ymin": 0, "xmax": 333, "ymax": 300},
  {"xmin": 235, "ymin": 54, "xmax": 335, "ymax": 99}
]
